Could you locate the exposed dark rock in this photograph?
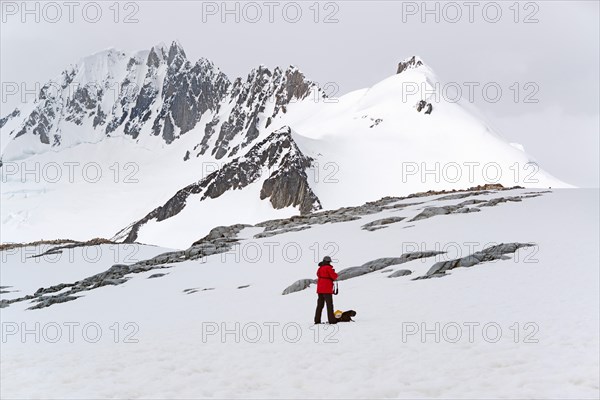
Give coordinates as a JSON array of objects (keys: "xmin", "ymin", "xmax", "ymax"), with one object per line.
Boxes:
[
  {"xmin": 148, "ymin": 273, "xmax": 168, "ymax": 279},
  {"xmin": 282, "ymin": 279, "xmax": 316, "ymax": 295},
  {"xmin": 202, "ymin": 66, "xmax": 321, "ymax": 160},
  {"xmin": 361, "ymin": 216, "xmax": 405, "ymax": 231},
  {"xmin": 114, "ymin": 127, "xmax": 321, "ymax": 243},
  {"xmin": 254, "ymin": 225, "xmax": 311, "ymax": 239},
  {"xmin": 28, "ymin": 295, "xmax": 80, "ymax": 310},
  {"xmin": 4, "ymin": 188, "xmax": 547, "ymax": 310},
  {"xmin": 415, "ymin": 100, "xmax": 433, "ymax": 115},
  {"xmin": 337, "ymin": 252, "xmax": 444, "ymax": 281},
  {"xmin": 184, "ymin": 287, "xmax": 215, "ymax": 294},
  {"xmin": 27, "ymin": 238, "xmax": 116, "ymax": 259},
  {"xmin": 192, "ymin": 224, "xmax": 251, "ymax": 246},
  {"xmin": 0, "ymin": 239, "xmax": 80, "ymax": 252},
  {"xmin": 0, "ymin": 228, "xmax": 247, "ymax": 309},
  {"xmin": 369, "ymin": 118, "xmax": 383, "ymax": 128},
  {"xmin": 255, "ymin": 196, "xmax": 418, "ymax": 235},
  {"xmin": 12, "ymin": 69, "xmax": 77, "ymax": 146},
  {"xmin": 2, "ymin": 221, "xmax": 251, "ymax": 310},
  {"xmin": 0, "ymin": 108, "xmax": 21, "ymax": 129},
  {"xmin": 406, "ymin": 184, "xmax": 517, "ymax": 199},
  {"xmin": 65, "ymin": 84, "xmax": 101, "ymax": 125},
  {"xmin": 413, "ymin": 243, "xmax": 536, "ymax": 280},
  {"xmin": 409, "ymin": 195, "xmax": 537, "ymax": 222},
  {"xmin": 397, "ymin": 56, "xmax": 423, "ymax": 74},
  {"xmin": 260, "ymin": 149, "xmax": 320, "ymax": 214},
  {"xmin": 9, "ymin": 42, "xmax": 229, "ymax": 148},
  {"xmin": 436, "ymin": 191, "xmax": 494, "ymax": 201},
  {"xmin": 388, "ymin": 269, "xmax": 412, "ymax": 278},
  {"xmin": 282, "ymin": 251, "xmax": 443, "ymax": 295}
]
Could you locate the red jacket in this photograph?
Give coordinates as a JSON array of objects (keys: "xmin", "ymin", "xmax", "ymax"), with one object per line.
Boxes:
[{"xmin": 316, "ymin": 264, "xmax": 338, "ymax": 294}]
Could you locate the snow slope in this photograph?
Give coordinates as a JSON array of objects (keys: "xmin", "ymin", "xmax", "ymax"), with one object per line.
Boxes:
[
  {"xmin": 0, "ymin": 51, "xmax": 571, "ymax": 247},
  {"xmin": 290, "ymin": 61, "xmax": 568, "ymax": 208},
  {"xmin": 1, "ymin": 188, "xmax": 598, "ymax": 398}
]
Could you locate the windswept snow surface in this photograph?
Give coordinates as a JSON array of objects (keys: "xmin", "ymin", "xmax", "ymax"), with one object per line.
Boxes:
[{"xmin": 1, "ymin": 188, "xmax": 598, "ymax": 399}]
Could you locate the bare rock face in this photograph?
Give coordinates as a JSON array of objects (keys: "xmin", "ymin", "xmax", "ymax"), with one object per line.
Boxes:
[
  {"xmin": 397, "ymin": 55, "xmax": 424, "ymax": 74},
  {"xmin": 3, "ymin": 42, "xmax": 322, "ymax": 160},
  {"xmin": 281, "ymin": 251, "xmax": 444, "ymax": 295},
  {"xmin": 416, "ymin": 100, "xmax": 433, "ymax": 115},
  {"xmin": 409, "ymin": 194, "xmax": 541, "ymax": 222},
  {"xmin": 282, "ymin": 279, "xmax": 316, "ymax": 295},
  {"xmin": 65, "ymin": 84, "xmax": 101, "ymax": 125},
  {"xmin": 1, "ymin": 223, "xmax": 249, "ymax": 310},
  {"xmin": 200, "ymin": 127, "xmax": 320, "ymax": 213},
  {"xmin": 196, "ymin": 65, "xmax": 321, "ymax": 160},
  {"xmin": 414, "ymin": 243, "xmax": 536, "ymax": 280},
  {"xmin": 13, "ymin": 68, "xmax": 77, "ymax": 145},
  {"xmin": 192, "ymin": 224, "xmax": 251, "ymax": 246},
  {"xmin": 361, "ymin": 217, "xmax": 406, "ymax": 231},
  {"xmin": 388, "ymin": 269, "xmax": 412, "ymax": 278},
  {"xmin": 261, "ymin": 169, "xmax": 317, "ymax": 214},
  {"xmin": 8, "ymin": 42, "xmax": 230, "ymax": 147},
  {"xmin": 151, "ymin": 52, "xmax": 230, "ymax": 143},
  {"xmin": 259, "ymin": 141, "xmax": 321, "ymax": 214},
  {"xmin": 337, "ymin": 252, "xmax": 444, "ymax": 281},
  {"xmin": 114, "ymin": 126, "xmax": 321, "ymax": 243},
  {"xmin": 0, "ymin": 108, "xmax": 20, "ymax": 129}
]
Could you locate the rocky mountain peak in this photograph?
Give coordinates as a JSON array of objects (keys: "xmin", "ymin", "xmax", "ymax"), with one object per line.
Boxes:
[
  {"xmin": 397, "ymin": 55, "xmax": 424, "ymax": 74},
  {"xmin": 0, "ymin": 43, "xmax": 323, "ymax": 163},
  {"xmin": 147, "ymin": 45, "xmax": 167, "ymax": 68},
  {"xmin": 191, "ymin": 63, "xmax": 322, "ymax": 161},
  {"xmin": 167, "ymin": 40, "xmax": 187, "ymax": 69}
]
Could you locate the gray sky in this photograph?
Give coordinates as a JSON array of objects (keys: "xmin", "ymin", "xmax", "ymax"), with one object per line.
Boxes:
[{"xmin": 1, "ymin": 0, "xmax": 598, "ymax": 187}]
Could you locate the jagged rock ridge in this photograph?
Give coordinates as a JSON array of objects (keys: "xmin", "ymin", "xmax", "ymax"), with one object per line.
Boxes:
[
  {"xmin": 195, "ymin": 65, "xmax": 321, "ymax": 160},
  {"xmin": 113, "ymin": 126, "xmax": 321, "ymax": 243},
  {"xmin": 1, "ymin": 42, "xmax": 323, "ymax": 160}
]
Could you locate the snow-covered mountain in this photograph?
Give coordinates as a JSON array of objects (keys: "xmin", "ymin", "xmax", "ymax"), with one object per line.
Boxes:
[
  {"xmin": 0, "ymin": 41, "xmax": 321, "ymax": 160},
  {"xmin": 0, "ymin": 43, "xmax": 570, "ymax": 247}
]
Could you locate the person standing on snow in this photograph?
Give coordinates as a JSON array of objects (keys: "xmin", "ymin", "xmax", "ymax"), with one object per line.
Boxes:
[{"xmin": 314, "ymin": 256, "xmax": 338, "ymax": 324}]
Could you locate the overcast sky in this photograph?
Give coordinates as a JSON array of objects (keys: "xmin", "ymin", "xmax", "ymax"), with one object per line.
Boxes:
[{"xmin": 1, "ymin": 0, "xmax": 598, "ymax": 187}]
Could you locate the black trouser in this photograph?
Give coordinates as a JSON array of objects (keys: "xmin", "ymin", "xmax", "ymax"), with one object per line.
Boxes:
[{"xmin": 314, "ymin": 293, "xmax": 336, "ymax": 324}]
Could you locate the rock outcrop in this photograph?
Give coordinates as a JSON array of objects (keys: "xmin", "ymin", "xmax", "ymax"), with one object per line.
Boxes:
[
  {"xmin": 337, "ymin": 252, "xmax": 444, "ymax": 281},
  {"xmin": 410, "ymin": 194, "xmax": 541, "ymax": 222},
  {"xmin": 388, "ymin": 269, "xmax": 412, "ymax": 278},
  {"xmin": 361, "ymin": 217, "xmax": 406, "ymax": 231},
  {"xmin": 282, "ymin": 279, "xmax": 316, "ymax": 295},
  {"xmin": 397, "ymin": 56, "xmax": 424, "ymax": 74},
  {"xmin": 413, "ymin": 243, "xmax": 536, "ymax": 280},
  {"xmin": 2, "ymin": 188, "xmax": 547, "ymax": 309},
  {"xmin": 195, "ymin": 66, "xmax": 321, "ymax": 160},
  {"xmin": 1, "ymin": 223, "xmax": 249, "ymax": 310},
  {"xmin": 114, "ymin": 127, "xmax": 321, "ymax": 243}
]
